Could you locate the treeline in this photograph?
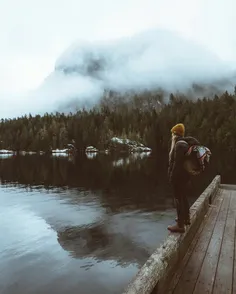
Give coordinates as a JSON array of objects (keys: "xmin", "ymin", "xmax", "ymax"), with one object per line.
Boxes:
[{"xmin": 0, "ymin": 90, "xmax": 235, "ymax": 152}]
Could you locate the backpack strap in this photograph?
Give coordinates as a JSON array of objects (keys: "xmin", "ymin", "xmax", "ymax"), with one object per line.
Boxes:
[
  {"xmin": 176, "ymin": 140, "xmax": 188, "ymax": 145},
  {"xmin": 186, "ymin": 145, "xmax": 194, "ymax": 156},
  {"xmin": 176, "ymin": 140, "xmax": 193, "ymax": 156}
]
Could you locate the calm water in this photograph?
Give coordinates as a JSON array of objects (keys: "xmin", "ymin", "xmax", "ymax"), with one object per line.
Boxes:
[{"xmin": 0, "ymin": 151, "xmax": 234, "ymax": 294}]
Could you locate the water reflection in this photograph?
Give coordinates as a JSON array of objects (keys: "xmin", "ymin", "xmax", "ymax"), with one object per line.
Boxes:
[
  {"xmin": 86, "ymin": 152, "xmax": 98, "ymax": 159},
  {"xmin": 0, "ymin": 153, "xmax": 174, "ymax": 211},
  {"xmin": 0, "ymin": 153, "xmax": 14, "ymax": 159},
  {"xmin": 56, "ymin": 209, "xmax": 173, "ymax": 265},
  {"xmin": 0, "ymin": 183, "xmax": 174, "ymax": 294},
  {"xmin": 0, "ymin": 151, "xmax": 235, "ymax": 294},
  {"xmin": 57, "ymin": 222, "xmax": 151, "ymax": 264},
  {"xmin": 112, "ymin": 152, "xmax": 151, "ymax": 168},
  {"xmin": 0, "ymin": 151, "xmax": 230, "ymax": 206}
]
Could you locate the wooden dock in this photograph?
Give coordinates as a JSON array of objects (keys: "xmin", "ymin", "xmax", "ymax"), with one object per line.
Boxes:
[
  {"xmin": 122, "ymin": 176, "xmax": 236, "ymax": 294},
  {"xmin": 168, "ymin": 185, "xmax": 236, "ymax": 294}
]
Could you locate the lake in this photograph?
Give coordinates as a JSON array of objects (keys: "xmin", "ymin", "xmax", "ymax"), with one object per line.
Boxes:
[{"xmin": 0, "ymin": 151, "xmax": 234, "ymax": 294}]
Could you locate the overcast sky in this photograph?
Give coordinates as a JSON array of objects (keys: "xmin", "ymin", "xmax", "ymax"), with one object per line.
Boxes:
[{"xmin": 0, "ymin": 0, "xmax": 235, "ymax": 117}]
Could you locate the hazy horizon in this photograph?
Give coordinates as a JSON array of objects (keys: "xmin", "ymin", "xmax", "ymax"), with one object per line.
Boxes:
[{"xmin": 0, "ymin": 0, "xmax": 236, "ymax": 118}]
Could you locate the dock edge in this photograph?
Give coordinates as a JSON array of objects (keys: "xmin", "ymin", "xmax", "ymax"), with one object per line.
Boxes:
[{"xmin": 122, "ymin": 175, "xmax": 221, "ymax": 294}]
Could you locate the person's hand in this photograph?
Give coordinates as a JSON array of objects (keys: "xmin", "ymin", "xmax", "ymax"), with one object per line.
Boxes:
[{"xmin": 190, "ymin": 170, "xmax": 200, "ymax": 176}]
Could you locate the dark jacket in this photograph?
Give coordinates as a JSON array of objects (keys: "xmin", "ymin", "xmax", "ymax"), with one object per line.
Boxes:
[{"xmin": 168, "ymin": 136, "xmax": 200, "ymax": 185}]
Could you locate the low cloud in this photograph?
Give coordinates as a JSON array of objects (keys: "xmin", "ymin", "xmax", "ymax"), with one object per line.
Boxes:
[{"xmin": 5, "ymin": 28, "xmax": 236, "ymax": 117}]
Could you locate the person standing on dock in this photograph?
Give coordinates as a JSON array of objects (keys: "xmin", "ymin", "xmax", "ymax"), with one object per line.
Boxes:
[{"xmin": 167, "ymin": 123, "xmax": 201, "ymax": 233}]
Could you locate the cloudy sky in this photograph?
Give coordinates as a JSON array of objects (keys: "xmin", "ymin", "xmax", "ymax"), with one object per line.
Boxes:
[{"xmin": 0, "ymin": 0, "xmax": 235, "ymax": 117}]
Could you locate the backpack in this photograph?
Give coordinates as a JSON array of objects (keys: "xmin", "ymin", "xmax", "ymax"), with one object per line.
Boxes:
[{"xmin": 184, "ymin": 144, "xmax": 211, "ymax": 175}]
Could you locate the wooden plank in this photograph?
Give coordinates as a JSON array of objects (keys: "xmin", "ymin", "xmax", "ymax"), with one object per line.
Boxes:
[
  {"xmin": 231, "ymin": 192, "xmax": 236, "ymax": 294},
  {"xmin": 192, "ymin": 190, "xmax": 231, "ymax": 294},
  {"xmin": 167, "ymin": 189, "xmax": 222, "ymax": 293},
  {"xmin": 171, "ymin": 189, "xmax": 224, "ymax": 294},
  {"xmin": 220, "ymin": 184, "xmax": 236, "ymax": 191},
  {"xmin": 212, "ymin": 192, "xmax": 236, "ymax": 294}
]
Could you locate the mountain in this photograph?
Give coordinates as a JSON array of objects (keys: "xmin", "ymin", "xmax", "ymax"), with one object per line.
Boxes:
[{"xmin": 31, "ymin": 29, "xmax": 236, "ymax": 113}]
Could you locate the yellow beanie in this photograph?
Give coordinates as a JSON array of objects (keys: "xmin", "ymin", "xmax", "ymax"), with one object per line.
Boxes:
[{"xmin": 171, "ymin": 123, "xmax": 185, "ymax": 137}]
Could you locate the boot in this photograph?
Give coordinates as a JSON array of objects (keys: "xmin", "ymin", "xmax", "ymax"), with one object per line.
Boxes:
[
  {"xmin": 184, "ymin": 214, "xmax": 191, "ymax": 225},
  {"xmin": 185, "ymin": 218, "xmax": 191, "ymax": 226},
  {"xmin": 167, "ymin": 224, "xmax": 185, "ymax": 233}
]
